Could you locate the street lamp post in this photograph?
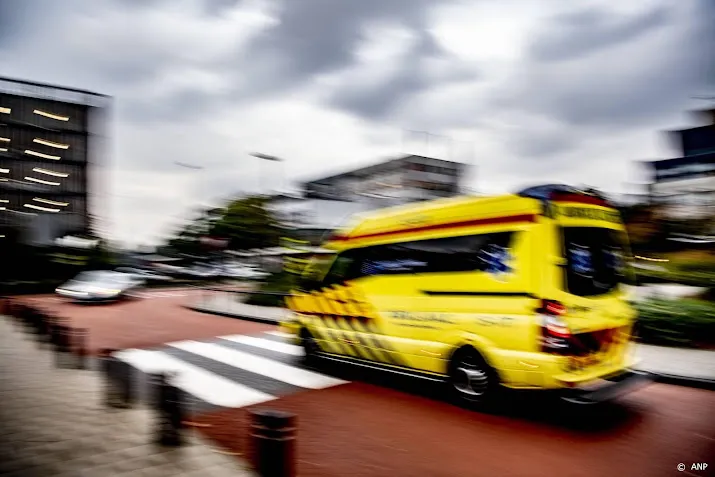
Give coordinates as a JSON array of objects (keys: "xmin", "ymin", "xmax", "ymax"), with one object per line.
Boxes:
[
  {"xmin": 249, "ymin": 153, "xmax": 282, "ymax": 196},
  {"xmin": 174, "ymin": 161, "xmax": 205, "ymax": 227}
]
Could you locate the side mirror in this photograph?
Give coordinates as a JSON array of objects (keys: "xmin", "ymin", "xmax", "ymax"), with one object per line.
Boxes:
[
  {"xmin": 554, "ymin": 257, "xmax": 568, "ymax": 267},
  {"xmin": 297, "ymin": 277, "xmax": 321, "ymax": 292}
]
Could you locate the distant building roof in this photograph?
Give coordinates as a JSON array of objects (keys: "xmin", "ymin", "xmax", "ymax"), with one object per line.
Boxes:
[{"xmin": 302, "ymin": 154, "xmax": 466, "ymax": 186}]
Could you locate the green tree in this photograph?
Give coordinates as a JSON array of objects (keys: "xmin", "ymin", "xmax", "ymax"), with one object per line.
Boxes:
[
  {"xmin": 164, "ymin": 207, "xmax": 226, "ymax": 255},
  {"xmin": 209, "ymin": 196, "xmax": 281, "ymax": 250}
]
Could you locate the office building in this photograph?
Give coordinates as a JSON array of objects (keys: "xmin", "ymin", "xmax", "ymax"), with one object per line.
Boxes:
[
  {"xmin": 303, "ymin": 154, "xmax": 465, "ymax": 205},
  {"xmin": 267, "ymin": 154, "xmax": 469, "ymax": 244},
  {"xmin": 643, "ymin": 108, "xmax": 715, "ymax": 220},
  {"xmin": 0, "ymin": 77, "xmax": 109, "ymax": 245}
]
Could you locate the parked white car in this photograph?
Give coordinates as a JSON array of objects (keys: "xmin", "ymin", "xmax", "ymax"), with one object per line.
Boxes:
[
  {"xmin": 224, "ymin": 265, "xmax": 269, "ymax": 280},
  {"xmin": 186, "ymin": 265, "xmax": 220, "ymax": 279},
  {"xmin": 115, "ymin": 267, "xmax": 174, "ymax": 282},
  {"xmin": 56, "ymin": 271, "xmax": 145, "ymax": 302}
]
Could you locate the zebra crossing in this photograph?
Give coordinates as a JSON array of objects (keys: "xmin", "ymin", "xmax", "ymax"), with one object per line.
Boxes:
[{"xmin": 112, "ymin": 331, "xmax": 348, "ymax": 411}]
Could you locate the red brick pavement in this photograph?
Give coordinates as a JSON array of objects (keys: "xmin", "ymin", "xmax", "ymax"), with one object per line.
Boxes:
[
  {"xmin": 14, "ymin": 289, "xmax": 276, "ymax": 354},
  {"xmin": 194, "ymin": 382, "xmax": 715, "ymax": 477}
]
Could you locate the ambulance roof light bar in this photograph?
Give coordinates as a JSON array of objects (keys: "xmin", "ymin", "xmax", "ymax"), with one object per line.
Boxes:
[{"xmin": 516, "ymin": 184, "xmax": 611, "ymax": 209}]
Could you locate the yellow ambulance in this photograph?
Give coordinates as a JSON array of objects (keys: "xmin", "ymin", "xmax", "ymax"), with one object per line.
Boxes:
[{"xmin": 284, "ymin": 184, "xmax": 652, "ymax": 406}]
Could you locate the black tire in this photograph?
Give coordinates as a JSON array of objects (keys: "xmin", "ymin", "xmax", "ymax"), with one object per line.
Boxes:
[
  {"xmin": 300, "ymin": 329, "xmax": 321, "ymax": 368},
  {"xmin": 447, "ymin": 347, "xmax": 500, "ymax": 409}
]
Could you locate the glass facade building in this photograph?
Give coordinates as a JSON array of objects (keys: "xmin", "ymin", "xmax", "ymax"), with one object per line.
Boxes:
[{"xmin": 0, "ymin": 77, "xmax": 109, "ymax": 245}]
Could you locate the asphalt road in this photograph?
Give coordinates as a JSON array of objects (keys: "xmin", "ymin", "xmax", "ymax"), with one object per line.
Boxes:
[{"xmin": 13, "ymin": 289, "xmax": 715, "ymax": 477}]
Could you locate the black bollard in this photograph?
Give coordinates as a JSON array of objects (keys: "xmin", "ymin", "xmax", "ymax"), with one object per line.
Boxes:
[
  {"xmin": 37, "ymin": 312, "xmax": 48, "ymax": 335},
  {"xmin": 101, "ymin": 349, "xmax": 133, "ymax": 408},
  {"xmin": 29, "ymin": 308, "xmax": 41, "ymax": 336},
  {"xmin": 9, "ymin": 301, "xmax": 24, "ymax": 330},
  {"xmin": 249, "ymin": 409, "xmax": 297, "ymax": 477},
  {"xmin": 29, "ymin": 308, "xmax": 41, "ymax": 334},
  {"xmin": 47, "ymin": 318, "xmax": 60, "ymax": 346},
  {"xmin": 36, "ymin": 312, "xmax": 51, "ymax": 347},
  {"xmin": 25, "ymin": 307, "xmax": 35, "ymax": 331},
  {"xmin": 19, "ymin": 305, "xmax": 32, "ymax": 333},
  {"xmin": 53, "ymin": 324, "xmax": 72, "ymax": 367},
  {"xmin": 48, "ymin": 318, "xmax": 61, "ymax": 347},
  {"xmin": 9, "ymin": 301, "xmax": 23, "ymax": 329},
  {"xmin": 72, "ymin": 328, "xmax": 89, "ymax": 369},
  {"xmin": 152, "ymin": 372, "xmax": 184, "ymax": 447}
]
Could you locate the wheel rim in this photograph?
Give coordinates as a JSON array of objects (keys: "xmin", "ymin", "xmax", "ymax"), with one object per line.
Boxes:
[{"xmin": 452, "ymin": 354, "xmax": 489, "ymax": 400}]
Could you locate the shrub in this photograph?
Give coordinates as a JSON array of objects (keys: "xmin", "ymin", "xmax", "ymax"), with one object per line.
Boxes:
[
  {"xmin": 635, "ymin": 269, "xmax": 715, "ymax": 288},
  {"xmin": 634, "ymin": 299, "xmax": 715, "ymax": 348},
  {"xmin": 244, "ymin": 272, "xmax": 296, "ymax": 307},
  {"xmin": 673, "ymin": 260, "xmax": 715, "ymax": 275}
]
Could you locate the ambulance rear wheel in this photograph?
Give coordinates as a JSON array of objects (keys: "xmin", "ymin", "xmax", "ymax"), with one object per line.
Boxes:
[
  {"xmin": 447, "ymin": 347, "xmax": 498, "ymax": 408},
  {"xmin": 300, "ymin": 329, "xmax": 320, "ymax": 367}
]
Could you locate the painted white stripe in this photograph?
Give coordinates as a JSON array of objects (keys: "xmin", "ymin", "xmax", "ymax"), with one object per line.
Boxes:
[
  {"xmin": 134, "ymin": 291, "xmax": 187, "ymax": 298},
  {"xmin": 113, "ymin": 349, "xmax": 275, "ymax": 408},
  {"xmin": 266, "ymin": 331, "xmax": 293, "ymax": 339},
  {"xmin": 168, "ymin": 341, "xmax": 347, "ymax": 389},
  {"xmin": 221, "ymin": 335, "xmax": 304, "ymax": 356}
]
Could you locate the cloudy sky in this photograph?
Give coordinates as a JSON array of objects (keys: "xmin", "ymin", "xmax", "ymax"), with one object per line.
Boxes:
[{"xmin": 1, "ymin": 0, "xmax": 713, "ymax": 246}]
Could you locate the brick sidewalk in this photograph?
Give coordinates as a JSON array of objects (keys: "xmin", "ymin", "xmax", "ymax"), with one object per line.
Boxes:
[
  {"xmin": 0, "ymin": 315, "xmax": 256, "ymax": 477},
  {"xmin": 12, "ymin": 292, "xmax": 275, "ymax": 355}
]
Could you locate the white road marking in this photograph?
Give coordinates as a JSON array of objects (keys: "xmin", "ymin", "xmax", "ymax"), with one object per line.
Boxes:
[
  {"xmin": 135, "ymin": 291, "xmax": 188, "ymax": 298},
  {"xmin": 168, "ymin": 340, "xmax": 347, "ymax": 389},
  {"xmin": 113, "ymin": 348, "xmax": 275, "ymax": 408},
  {"xmin": 221, "ymin": 335, "xmax": 304, "ymax": 356},
  {"xmin": 266, "ymin": 331, "xmax": 293, "ymax": 339}
]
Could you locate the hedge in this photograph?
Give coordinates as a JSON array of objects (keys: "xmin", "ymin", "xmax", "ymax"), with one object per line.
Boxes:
[
  {"xmin": 244, "ymin": 272, "xmax": 295, "ymax": 308},
  {"xmin": 634, "ymin": 299, "xmax": 715, "ymax": 348},
  {"xmin": 635, "ymin": 269, "xmax": 715, "ymax": 288}
]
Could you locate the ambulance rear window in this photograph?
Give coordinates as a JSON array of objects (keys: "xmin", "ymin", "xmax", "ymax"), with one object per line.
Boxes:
[{"xmin": 560, "ymin": 227, "xmax": 629, "ymax": 297}]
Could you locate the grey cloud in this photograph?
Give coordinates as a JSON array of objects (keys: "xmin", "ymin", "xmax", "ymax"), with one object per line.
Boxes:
[
  {"xmin": 529, "ymin": 5, "xmax": 672, "ymax": 62},
  {"xmin": 0, "ymin": 0, "xmax": 28, "ymax": 47},
  {"xmin": 1, "ymin": 0, "xmax": 468, "ymax": 126},
  {"xmin": 244, "ymin": 0, "xmax": 444, "ymax": 80},
  {"xmin": 112, "ymin": 0, "xmax": 166, "ymax": 8},
  {"xmin": 201, "ymin": 0, "xmax": 245, "ymax": 17},
  {"xmin": 0, "ymin": 0, "xmax": 169, "ymax": 93},
  {"xmin": 508, "ymin": 128, "xmax": 578, "ymax": 159},
  {"xmin": 118, "ymin": 87, "xmax": 228, "ymax": 124},
  {"xmin": 325, "ymin": 30, "xmax": 478, "ymax": 120},
  {"xmin": 489, "ymin": 0, "xmax": 714, "ymax": 160},
  {"xmin": 0, "ymin": 0, "xmax": 65, "ymax": 48},
  {"xmin": 125, "ymin": 0, "xmax": 463, "ymax": 123}
]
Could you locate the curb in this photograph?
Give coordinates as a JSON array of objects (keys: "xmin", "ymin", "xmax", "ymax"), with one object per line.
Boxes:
[
  {"xmin": 184, "ymin": 305, "xmax": 284, "ymax": 326},
  {"xmin": 649, "ymin": 372, "xmax": 715, "ymax": 391}
]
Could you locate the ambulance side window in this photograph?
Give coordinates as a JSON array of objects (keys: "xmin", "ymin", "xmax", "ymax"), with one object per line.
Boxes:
[
  {"xmin": 321, "ymin": 251, "xmax": 359, "ymax": 287},
  {"xmin": 297, "ymin": 256, "xmax": 334, "ymax": 291},
  {"xmin": 349, "ymin": 232, "xmax": 516, "ymax": 277}
]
